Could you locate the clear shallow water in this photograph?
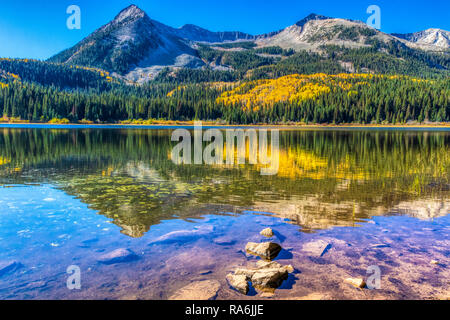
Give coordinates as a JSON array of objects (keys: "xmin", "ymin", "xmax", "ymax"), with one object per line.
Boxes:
[{"xmin": 0, "ymin": 128, "xmax": 448, "ymax": 299}]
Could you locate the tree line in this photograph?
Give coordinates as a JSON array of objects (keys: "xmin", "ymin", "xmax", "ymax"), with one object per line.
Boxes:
[{"xmin": 0, "ymin": 74, "xmax": 448, "ymax": 124}]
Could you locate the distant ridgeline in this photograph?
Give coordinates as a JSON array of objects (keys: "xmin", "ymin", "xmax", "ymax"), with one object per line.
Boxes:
[
  {"xmin": 0, "ymin": 44, "xmax": 449, "ymax": 124},
  {"xmin": 2, "ymin": 4, "xmax": 449, "ymax": 124}
]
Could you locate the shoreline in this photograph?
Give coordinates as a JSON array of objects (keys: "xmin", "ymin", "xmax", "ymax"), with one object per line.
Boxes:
[{"xmin": 0, "ymin": 122, "xmax": 449, "ymax": 129}]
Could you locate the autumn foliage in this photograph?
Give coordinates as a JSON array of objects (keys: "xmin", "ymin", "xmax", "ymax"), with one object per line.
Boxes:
[{"xmin": 216, "ymin": 73, "xmax": 428, "ymax": 111}]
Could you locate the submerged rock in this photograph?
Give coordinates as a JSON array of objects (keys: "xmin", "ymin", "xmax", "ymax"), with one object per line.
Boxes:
[
  {"xmin": 245, "ymin": 242, "xmax": 282, "ymax": 260},
  {"xmin": 0, "ymin": 261, "xmax": 23, "ymax": 277},
  {"xmin": 169, "ymin": 280, "xmax": 220, "ymax": 300},
  {"xmin": 26, "ymin": 280, "xmax": 48, "ymax": 290},
  {"xmin": 226, "ymin": 274, "xmax": 249, "ymax": 295},
  {"xmin": 213, "ymin": 236, "xmax": 236, "ymax": 246},
  {"xmin": 370, "ymin": 243, "xmax": 391, "ymax": 249},
  {"xmin": 97, "ymin": 248, "xmax": 139, "ymax": 265},
  {"xmin": 260, "ymin": 228, "xmax": 274, "ymax": 238},
  {"xmin": 291, "ymin": 293, "xmax": 326, "ymax": 300},
  {"xmin": 345, "ymin": 277, "xmax": 366, "ymax": 288},
  {"xmin": 149, "ymin": 225, "xmax": 214, "ymax": 245},
  {"xmin": 302, "ymin": 240, "xmax": 332, "ymax": 257},
  {"xmin": 78, "ymin": 238, "xmax": 99, "ymax": 248},
  {"xmin": 165, "ymin": 247, "xmax": 216, "ymax": 271}
]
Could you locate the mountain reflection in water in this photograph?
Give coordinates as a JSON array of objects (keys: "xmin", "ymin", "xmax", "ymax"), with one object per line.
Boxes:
[{"xmin": 0, "ymin": 128, "xmax": 448, "ymax": 237}]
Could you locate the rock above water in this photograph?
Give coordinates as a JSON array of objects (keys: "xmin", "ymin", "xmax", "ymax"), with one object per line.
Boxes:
[
  {"xmin": 0, "ymin": 261, "xmax": 23, "ymax": 277},
  {"xmin": 251, "ymin": 268, "xmax": 288, "ymax": 289},
  {"xmin": 302, "ymin": 240, "xmax": 332, "ymax": 257},
  {"xmin": 345, "ymin": 277, "xmax": 366, "ymax": 288},
  {"xmin": 228, "ymin": 260, "xmax": 294, "ymax": 294},
  {"xmin": 98, "ymin": 248, "xmax": 139, "ymax": 265},
  {"xmin": 256, "ymin": 260, "xmax": 294, "ymax": 273},
  {"xmin": 226, "ymin": 274, "xmax": 249, "ymax": 295},
  {"xmin": 245, "ymin": 242, "xmax": 282, "ymax": 260},
  {"xmin": 169, "ymin": 280, "xmax": 220, "ymax": 300},
  {"xmin": 252, "ymin": 261, "xmax": 292, "ymax": 289},
  {"xmin": 235, "ymin": 267, "xmax": 257, "ymax": 278},
  {"xmin": 260, "ymin": 228, "xmax": 274, "ymax": 238}
]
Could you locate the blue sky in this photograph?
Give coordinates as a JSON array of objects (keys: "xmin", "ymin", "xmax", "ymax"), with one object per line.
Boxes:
[{"xmin": 0, "ymin": 0, "xmax": 449, "ymax": 60}]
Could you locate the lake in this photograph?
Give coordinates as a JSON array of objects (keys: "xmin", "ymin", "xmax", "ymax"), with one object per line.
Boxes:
[{"xmin": 0, "ymin": 126, "xmax": 448, "ymax": 300}]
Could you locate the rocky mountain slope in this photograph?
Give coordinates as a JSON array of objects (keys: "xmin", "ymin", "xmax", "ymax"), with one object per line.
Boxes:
[
  {"xmin": 49, "ymin": 5, "xmax": 205, "ymax": 81},
  {"xmin": 48, "ymin": 5, "xmax": 449, "ymax": 83},
  {"xmin": 256, "ymin": 13, "xmax": 450, "ymax": 53},
  {"xmin": 175, "ymin": 24, "xmax": 255, "ymax": 43},
  {"xmin": 392, "ymin": 28, "xmax": 450, "ymax": 51},
  {"xmin": 255, "ymin": 13, "xmax": 392, "ymax": 51}
]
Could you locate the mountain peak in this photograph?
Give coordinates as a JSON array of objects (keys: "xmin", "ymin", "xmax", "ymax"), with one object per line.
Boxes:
[
  {"xmin": 113, "ymin": 4, "xmax": 147, "ymax": 23},
  {"xmin": 393, "ymin": 28, "xmax": 450, "ymax": 49},
  {"xmin": 295, "ymin": 13, "xmax": 330, "ymax": 27}
]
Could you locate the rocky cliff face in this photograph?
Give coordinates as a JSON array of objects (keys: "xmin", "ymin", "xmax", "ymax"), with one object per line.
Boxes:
[
  {"xmin": 176, "ymin": 24, "xmax": 255, "ymax": 43},
  {"xmin": 393, "ymin": 28, "xmax": 450, "ymax": 50},
  {"xmin": 48, "ymin": 5, "xmax": 449, "ymax": 81},
  {"xmin": 256, "ymin": 13, "xmax": 398, "ymax": 51},
  {"xmin": 49, "ymin": 5, "xmax": 204, "ymax": 76}
]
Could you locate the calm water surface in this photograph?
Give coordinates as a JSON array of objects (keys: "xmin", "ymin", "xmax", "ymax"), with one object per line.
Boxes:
[{"xmin": 0, "ymin": 127, "xmax": 448, "ymax": 299}]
